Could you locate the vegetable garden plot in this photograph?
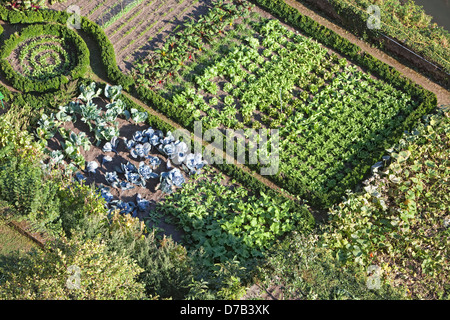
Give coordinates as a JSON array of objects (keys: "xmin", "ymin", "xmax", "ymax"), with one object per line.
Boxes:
[
  {"xmin": 36, "ymin": 82, "xmax": 206, "ymax": 238},
  {"xmin": 34, "ymin": 81, "xmax": 308, "ymax": 262},
  {"xmin": 133, "ymin": 4, "xmax": 420, "ymax": 208},
  {"xmin": 8, "ymin": 35, "xmax": 74, "ymax": 81},
  {"xmin": 153, "ymin": 167, "xmax": 309, "ymax": 265},
  {"xmin": 49, "ymin": 0, "xmax": 215, "ymax": 72}
]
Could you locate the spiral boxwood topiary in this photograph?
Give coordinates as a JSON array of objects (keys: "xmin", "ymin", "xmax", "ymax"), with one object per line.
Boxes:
[{"xmin": 0, "ymin": 23, "xmax": 89, "ymax": 93}]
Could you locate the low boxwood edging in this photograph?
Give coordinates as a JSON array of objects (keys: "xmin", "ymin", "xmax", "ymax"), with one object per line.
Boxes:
[{"xmin": 0, "ymin": 23, "xmax": 89, "ymax": 93}]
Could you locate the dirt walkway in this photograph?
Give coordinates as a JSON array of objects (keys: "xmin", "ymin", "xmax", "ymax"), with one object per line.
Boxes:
[{"xmin": 283, "ymin": 0, "xmax": 449, "ymax": 106}]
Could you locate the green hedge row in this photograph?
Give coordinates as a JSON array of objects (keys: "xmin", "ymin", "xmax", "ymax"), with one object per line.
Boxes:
[
  {"xmin": 80, "ymin": 17, "xmax": 134, "ymax": 90},
  {"xmin": 0, "ymin": 23, "xmax": 89, "ymax": 93},
  {"xmin": 0, "ymin": 7, "xmax": 133, "ymax": 91},
  {"xmin": 134, "ymin": 85, "xmax": 193, "ymax": 128}
]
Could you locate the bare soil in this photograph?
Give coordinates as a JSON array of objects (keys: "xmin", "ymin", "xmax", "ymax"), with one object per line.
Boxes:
[
  {"xmin": 46, "ymin": 96, "xmax": 187, "ymax": 243},
  {"xmin": 110, "ymin": 0, "xmax": 214, "ymax": 72}
]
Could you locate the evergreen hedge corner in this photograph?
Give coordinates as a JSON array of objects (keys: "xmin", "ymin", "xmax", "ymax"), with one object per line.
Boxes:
[{"xmin": 79, "ymin": 17, "xmax": 134, "ymax": 91}]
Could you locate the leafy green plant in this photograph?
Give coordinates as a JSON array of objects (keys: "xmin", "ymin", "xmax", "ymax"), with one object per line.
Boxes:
[
  {"xmin": 0, "ymin": 234, "xmax": 146, "ymax": 300},
  {"xmin": 322, "ymin": 109, "xmax": 450, "ymax": 299},
  {"xmin": 104, "ymin": 84, "xmax": 122, "ymax": 102},
  {"xmin": 153, "ymin": 167, "xmax": 309, "ymax": 265},
  {"xmin": 130, "ymin": 108, "xmax": 149, "ymax": 124},
  {"xmin": 0, "ymin": 156, "xmax": 61, "ymax": 235}
]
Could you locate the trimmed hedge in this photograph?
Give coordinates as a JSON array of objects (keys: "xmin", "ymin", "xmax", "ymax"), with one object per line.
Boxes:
[
  {"xmin": 0, "ymin": 23, "xmax": 89, "ymax": 93},
  {"xmin": 0, "ymin": 7, "xmax": 133, "ymax": 92}
]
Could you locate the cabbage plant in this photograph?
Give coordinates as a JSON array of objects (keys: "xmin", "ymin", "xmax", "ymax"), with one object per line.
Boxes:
[
  {"xmin": 36, "ymin": 113, "xmax": 60, "ymax": 142},
  {"xmin": 105, "ymin": 171, "xmax": 120, "ymax": 188},
  {"xmin": 104, "ymin": 84, "xmax": 122, "ymax": 102},
  {"xmin": 102, "ymin": 136, "xmax": 119, "ymax": 153},
  {"xmin": 136, "ymin": 194, "xmax": 150, "ymax": 212},
  {"xmin": 98, "ymin": 186, "xmax": 114, "ymax": 203},
  {"xmin": 78, "ymin": 82, "xmax": 102, "ymax": 103},
  {"xmin": 86, "ymin": 161, "xmax": 99, "ymax": 174},
  {"xmin": 130, "ymin": 108, "xmax": 148, "ymax": 123},
  {"xmin": 157, "ymin": 168, "xmax": 185, "ymax": 194},
  {"xmin": 183, "ymin": 153, "xmax": 207, "ymax": 175}
]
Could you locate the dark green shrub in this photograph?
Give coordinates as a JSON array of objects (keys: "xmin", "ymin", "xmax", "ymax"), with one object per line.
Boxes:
[
  {"xmin": 0, "ymin": 23, "xmax": 89, "ymax": 93},
  {"xmin": 0, "ymin": 156, "xmax": 61, "ymax": 234}
]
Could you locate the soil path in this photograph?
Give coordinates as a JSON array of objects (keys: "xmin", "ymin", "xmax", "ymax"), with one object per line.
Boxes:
[{"xmin": 283, "ymin": 0, "xmax": 449, "ymax": 106}]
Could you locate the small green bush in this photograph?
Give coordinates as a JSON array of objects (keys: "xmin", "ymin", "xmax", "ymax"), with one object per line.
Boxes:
[
  {"xmin": 0, "ymin": 156, "xmax": 61, "ymax": 235},
  {"xmin": 0, "ymin": 234, "xmax": 147, "ymax": 300}
]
